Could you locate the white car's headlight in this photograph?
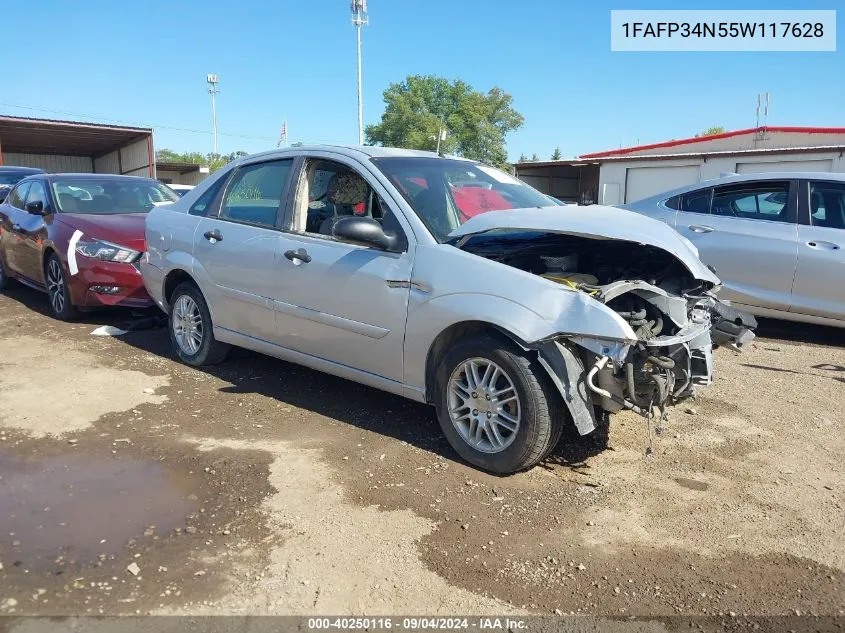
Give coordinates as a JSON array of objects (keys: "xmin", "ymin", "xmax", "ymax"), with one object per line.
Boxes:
[{"xmin": 75, "ymin": 238, "xmax": 140, "ymax": 263}]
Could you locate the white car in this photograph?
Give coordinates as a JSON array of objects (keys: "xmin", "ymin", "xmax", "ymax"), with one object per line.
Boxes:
[{"xmin": 166, "ymin": 184, "xmax": 195, "ymax": 198}]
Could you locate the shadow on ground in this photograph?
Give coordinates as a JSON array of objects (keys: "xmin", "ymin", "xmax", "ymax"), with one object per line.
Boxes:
[{"xmin": 4, "ymin": 283, "xmax": 840, "ymax": 474}]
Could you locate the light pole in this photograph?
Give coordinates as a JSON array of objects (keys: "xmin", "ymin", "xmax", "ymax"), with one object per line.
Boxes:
[
  {"xmin": 207, "ymin": 74, "xmax": 220, "ymax": 155},
  {"xmin": 351, "ymin": 0, "xmax": 368, "ymax": 145}
]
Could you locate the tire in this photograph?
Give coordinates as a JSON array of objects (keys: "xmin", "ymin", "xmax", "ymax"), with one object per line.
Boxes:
[
  {"xmin": 45, "ymin": 253, "xmax": 78, "ymax": 321},
  {"xmin": 434, "ymin": 335, "xmax": 564, "ymax": 474},
  {"xmin": 168, "ymin": 281, "xmax": 229, "ymax": 366}
]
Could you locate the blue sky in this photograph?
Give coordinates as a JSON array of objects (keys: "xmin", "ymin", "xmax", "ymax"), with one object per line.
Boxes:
[{"xmin": 1, "ymin": 0, "xmax": 841, "ymax": 161}]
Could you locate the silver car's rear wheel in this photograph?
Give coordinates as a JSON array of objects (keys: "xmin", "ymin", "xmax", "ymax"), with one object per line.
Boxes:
[
  {"xmin": 172, "ymin": 295, "xmax": 203, "ymax": 355},
  {"xmin": 167, "ymin": 281, "xmax": 229, "ymax": 366},
  {"xmin": 447, "ymin": 358, "xmax": 521, "ymax": 454}
]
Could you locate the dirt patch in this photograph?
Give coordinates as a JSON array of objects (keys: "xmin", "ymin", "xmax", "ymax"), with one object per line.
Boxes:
[
  {"xmin": 0, "ymin": 287, "xmax": 842, "ymax": 618},
  {"xmin": 0, "ymin": 336, "xmax": 168, "ymax": 437},
  {"xmin": 179, "ymin": 437, "xmax": 514, "ymax": 615}
]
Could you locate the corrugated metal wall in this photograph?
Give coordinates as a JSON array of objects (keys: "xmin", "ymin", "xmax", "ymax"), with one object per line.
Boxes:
[
  {"xmin": 93, "ymin": 150, "xmax": 120, "ymax": 173},
  {"xmin": 123, "ymin": 167, "xmax": 150, "ymax": 177},
  {"xmin": 120, "ymin": 139, "xmax": 150, "ymax": 174},
  {"xmin": 4, "ymin": 153, "xmax": 93, "ymax": 172}
]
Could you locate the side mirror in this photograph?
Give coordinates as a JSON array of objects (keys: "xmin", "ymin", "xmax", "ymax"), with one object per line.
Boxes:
[
  {"xmin": 25, "ymin": 200, "xmax": 45, "ymax": 215},
  {"xmin": 332, "ymin": 216, "xmax": 400, "ymax": 252}
]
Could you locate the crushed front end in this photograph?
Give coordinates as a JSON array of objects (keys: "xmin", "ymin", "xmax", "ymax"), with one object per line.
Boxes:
[
  {"xmin": 451, "ymin": 222, "xmax": 758, "ymax": 443},
  {"xmin": 579, "ymin": 279, "xmax": 756, "ymax": 428}
]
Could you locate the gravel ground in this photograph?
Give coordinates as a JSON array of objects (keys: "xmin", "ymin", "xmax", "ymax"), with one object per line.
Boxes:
[{"xmin": 0, "ymin": 283, "xmax": 842, "ymax": 620}]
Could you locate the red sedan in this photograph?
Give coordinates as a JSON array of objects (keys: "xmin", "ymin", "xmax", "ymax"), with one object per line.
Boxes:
[{"xmin": 0, "ymin": 173, "xmax": 178, "ymax": 319}]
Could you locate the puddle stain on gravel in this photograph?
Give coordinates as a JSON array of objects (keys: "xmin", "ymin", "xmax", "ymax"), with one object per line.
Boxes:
[{"xmin": 0, "ymin": 450, "xmax": 196, "ymax": 573}]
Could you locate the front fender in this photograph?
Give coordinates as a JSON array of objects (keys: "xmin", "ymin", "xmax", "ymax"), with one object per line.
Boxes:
[{"xmin": 403, "ymin": 290, "xmax": 635, "ymax": 393}]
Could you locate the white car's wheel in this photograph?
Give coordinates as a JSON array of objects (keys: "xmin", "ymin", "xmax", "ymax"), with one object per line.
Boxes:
[{"xmin": 435, "ymin": 336, "xmax": 564, "ymax": 474}]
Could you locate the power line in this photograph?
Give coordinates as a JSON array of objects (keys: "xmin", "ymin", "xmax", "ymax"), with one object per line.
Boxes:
[{"xmin": 0, "ymin": 101, "xmax": 276, "ymax": 142}]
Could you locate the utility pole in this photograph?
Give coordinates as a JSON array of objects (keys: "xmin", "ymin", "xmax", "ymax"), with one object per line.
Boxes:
[
  {"xmin": 755, "ymin": 92, "xmax": 770, "ymax": 145},
  {"xmin": 207, "ymin": 74, "xmax": 220, "ymax": 155},
  {"xmin": 351, "ymin": 0, "xmax": 368, "ymax": 145}
]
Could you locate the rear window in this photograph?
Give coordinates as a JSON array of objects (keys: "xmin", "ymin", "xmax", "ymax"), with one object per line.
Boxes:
[
  {"xmin": 51, "ymin": 178, "xmax": 178, "ymax": 214},
  {"xmin": 666, "ymin": 188, "xmax": 712, "ymax": 213}
]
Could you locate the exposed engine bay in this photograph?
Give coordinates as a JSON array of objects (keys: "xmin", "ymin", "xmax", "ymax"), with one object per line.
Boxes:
[{"xmin": 458, "ymin": 231, "xmax": 758, "ymax": 444}]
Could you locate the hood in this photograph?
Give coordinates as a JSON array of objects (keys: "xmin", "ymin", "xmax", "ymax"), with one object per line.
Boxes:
[
  {"xmin": 58, "ymin": 213, "xmax": 148, "ymax": 251},
  {"xmin": 448, "ymin": 205, "xmax": 720, "ymax": 285}
]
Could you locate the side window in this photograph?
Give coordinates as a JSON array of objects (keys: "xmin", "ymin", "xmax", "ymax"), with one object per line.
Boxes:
[
  {"xmin": 680, "ymin": 188, "xmax": 712, "ymax": 214},
  {"xmin": 664, "ymin": 195, "xmax": 681, "ymax": 210},
  {"xmin": 25, "ymin": 181, "xmax": 48, "ymax": 211},
  {"xmin": 219, "ymin": 160, "xmax": 293, "ymax": 228},
  {"xmin": 711, "ymin": 182, "xmax": 790, "ymax": 221},
  {"xmin": 189, "ymin": 175, "xmax": 227, "ymax": 217},
  {"xmin": 8, "ymin": 182, "xmax": 31, "ymax": 209},
  {"xmin": 293, "ymin": 159, "xmax": 408, "ymax": 249},
  {"xmin": 809, "ymin": 182, "xmax": 845, "ymax": 230},
  {"xmin": 296, "ymin": 160, "xmax": 373, "ymax": 236}
]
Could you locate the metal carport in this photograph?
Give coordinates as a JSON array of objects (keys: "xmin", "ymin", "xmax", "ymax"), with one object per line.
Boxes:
[{"xmin": 0, "ymin": 115, "xmax": 154, "ymax": 176}]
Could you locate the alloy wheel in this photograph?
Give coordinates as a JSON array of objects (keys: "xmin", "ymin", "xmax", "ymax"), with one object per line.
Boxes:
[
  {"xmin": 447, "ymin": 357, "xmax": 522, "ymax": 454},
  {"xmin": 46, "ymin": 258, "xmax": 66, "ymax": 314},
  {"xmin": 172, "ymin": 295, "xmax": 203, "ymax": 355}
]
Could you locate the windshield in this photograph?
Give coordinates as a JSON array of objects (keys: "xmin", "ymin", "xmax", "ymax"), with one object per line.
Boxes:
[
  {"xmin": 372, "ymin": 157, "xmax": 554, "ymax": 241},
  {"xmin": 50, "ymin": 178, "xmax": 179, "ymax": 214}
]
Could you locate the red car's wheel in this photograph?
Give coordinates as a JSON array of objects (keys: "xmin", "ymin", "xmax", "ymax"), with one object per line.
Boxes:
[
  {"xmin": 0, "ymin": 250, "xmax": 12, "ymax": 292},
  {"xmin": 45, "ymin": 253, "xmax": 78, "ymax": 321}
]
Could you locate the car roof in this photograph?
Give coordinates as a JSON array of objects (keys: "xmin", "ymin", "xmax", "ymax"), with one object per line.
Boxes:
[
  {"xmin": 43, "ymin": 173, "xmax": 158, "ymax": 182},
  {"xmin": 638, "ymin": 171, "xmax": 845, "ymax": 202},
  {"xmin": 0, "ymin": 166, "xmax": 45, "ymax": 174},
  {"xmin": 237, "ymin": 144, "xmax": 474, "ymax": 163}
]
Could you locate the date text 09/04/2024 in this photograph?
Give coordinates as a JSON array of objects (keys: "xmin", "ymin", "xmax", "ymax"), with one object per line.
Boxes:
[
  {"xmin": 307, "ymin": 618, "xmax": 527, "ymax": 630},
  {"xmin": 621, "ymin": 22, "xmax": 824, "ymax": 39}
]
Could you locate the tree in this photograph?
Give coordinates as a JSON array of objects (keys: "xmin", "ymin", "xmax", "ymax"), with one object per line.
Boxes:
[
  {"xmin": 550, "ymin": 147, "xmax": 562, "ymax": 160},
  {"xmin": 518, "ymin": 153, "xmax": 528, "ymax": 162},
  {"xmin": 696, "ymin": 126, "xmax": 727, "ymax": 137},
  {"xmin": 531, "ymin": 153, "xmax": 540, "ymax": 161},
  {"xmin": 154, "ymin": 149, "xmax": 247, "ymax": 172},
  {"xmin": 365, "ymin": 75, "xmax": 524, "ymax": 169}
]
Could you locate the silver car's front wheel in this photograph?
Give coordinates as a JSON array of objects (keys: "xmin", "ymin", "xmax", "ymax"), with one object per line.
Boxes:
[
  {"xmin": 435, "ymin": 336, "xmax": 565, "ymax": 474},
  {"xmin": 447, "ymin": 358, "xmax": 521, "ymax": 454}
]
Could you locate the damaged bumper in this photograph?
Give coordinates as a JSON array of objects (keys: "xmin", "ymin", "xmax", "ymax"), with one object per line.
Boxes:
[{"xmin": 536, "ymin": 281, "xmax": 756, "ymax": 437}]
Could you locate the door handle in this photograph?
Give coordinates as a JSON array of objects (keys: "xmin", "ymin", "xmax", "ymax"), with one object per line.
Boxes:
[
  {"xmin": 203, "ymin": 229, "xmax": 223, "ymax": 243},
  {"xmin": 284, "ymin": 248, "xmax": 312, "ymax": 264},
  {"xmin": 806, "ymin": 240, "xmax": 840, "ymax": 250},
  {"xmin": 11, "ymin": 224, "xmax": 21, "ymax": 232},
  {"xmin": 688, "ymin": 225, "xmax": 714, "ymax": 233}
]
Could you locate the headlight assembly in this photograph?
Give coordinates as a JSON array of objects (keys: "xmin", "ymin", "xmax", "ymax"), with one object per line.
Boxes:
[{"xmin": 75, "ymin": 238, "xmax": 140, "ymax": 263}]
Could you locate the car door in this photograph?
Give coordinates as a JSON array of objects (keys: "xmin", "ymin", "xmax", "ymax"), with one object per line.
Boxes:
[
  {"xmin": 13, "ymin": 179, "xmax": 52, "ymax": 283},
  {"xmin": 1, "ymin": 181, "xmax": 32, "ymax": 277},
  {"xmin": 272, "ymin": 155, "xmax": 414, "ymax": 382},
  {"xmin": 789, "ymin": 180, "xmax": 845, "ymax": 321},
  {"xmin": 674, "ymin": 180, "xmax": 799, "ymax": 311},
  {"xmin": 192, "ymin": 158, "xmax": 294, "ymax": 344}
]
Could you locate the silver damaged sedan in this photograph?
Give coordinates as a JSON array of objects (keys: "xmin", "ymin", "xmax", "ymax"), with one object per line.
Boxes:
[{"xmin": 141, "ymin": 146, "xmax": 755, "ymax": 474}]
